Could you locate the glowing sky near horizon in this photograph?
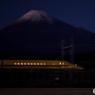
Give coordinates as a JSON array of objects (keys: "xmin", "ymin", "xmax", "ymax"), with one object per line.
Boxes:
[{"xmin": 0, "ymin": 0, "xmax": 95, "ymax": 33}]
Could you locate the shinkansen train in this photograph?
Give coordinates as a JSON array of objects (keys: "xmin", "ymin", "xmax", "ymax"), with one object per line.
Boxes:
[{"xmin": 0, "ymin": 60, "xmax": 84, "ymax": 69}]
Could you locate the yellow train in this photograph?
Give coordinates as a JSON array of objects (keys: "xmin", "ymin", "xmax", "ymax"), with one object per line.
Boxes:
[{"xmin": 0, "ymin": 60, "xmax": 84, "ymax": 69}]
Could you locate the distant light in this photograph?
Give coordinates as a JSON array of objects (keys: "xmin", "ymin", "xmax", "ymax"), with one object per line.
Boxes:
[
  {"xmin": 75, "ymin": 64, "xmax": 77, "ymax": 66},
  {"xmin": 55, "ymin": 77, "xmax": 60, "ymax": 80},
  {"xmin": 31, "ymin": 63, "xmax": 33, "ymax": 65}
]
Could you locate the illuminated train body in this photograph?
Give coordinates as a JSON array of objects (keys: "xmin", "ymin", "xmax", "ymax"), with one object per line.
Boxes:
[{"xmin": 0, "ymin": 60, "xmax": 84, "ymax": 69}]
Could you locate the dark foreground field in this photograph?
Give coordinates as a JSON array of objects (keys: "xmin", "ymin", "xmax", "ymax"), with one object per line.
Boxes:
[
  {"xmin": 0, "ymin": 69, "xmax": 95, "ymax": 88},
  {"xmin": 0, "ymin": 88, "xmax": 94, "ymax": 95}
]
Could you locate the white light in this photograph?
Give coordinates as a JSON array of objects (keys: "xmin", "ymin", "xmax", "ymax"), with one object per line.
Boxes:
[
  {"xmin": 18, "ymin": 63, "xmax": 20, "ymax": 65},
  {"xmin": 93, "ymin": 88, "xmax": 95, "ymax": 94},
  {"xmin": 59, "ymin": 62, "xmax": 61, "ymax": 65},
  {"xmin": 40, "ymin": 63, "xmax": 42, "ymax": 65},
  {"xmin": 31, "ymin": 63, "xmax": 33, "ymax": 65},
  {"xmin": 21, "ymin": 63, "xmax": 23, "ymax": 65},
  {"xmin": 34, "ymin": 63, "xmax": 36, "ymax": 65},
  {"xmin": 43, "ymin": 63, "xmax": 46, "ymax": 65},
  {"xmin": 24, "ymin": 63, "xmax": 26, "ymax": 65},
  {"xmin": 27, "ymin": 63, "xmax": 30, "ymax": 65},
  {"xmin": 37, "ymin": 63, "xmax": 39, "ymax": 65}
]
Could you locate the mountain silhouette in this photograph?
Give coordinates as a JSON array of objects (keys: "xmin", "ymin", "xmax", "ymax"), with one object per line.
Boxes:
[{"xmin": 0, "ymin": 10, "xmax": 95, "ymax": 61}]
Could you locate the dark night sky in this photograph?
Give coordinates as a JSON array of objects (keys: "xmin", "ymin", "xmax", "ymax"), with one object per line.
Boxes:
[{"xmin": 0, "ymin": 0, "xmax": 95, "ymax": 33}]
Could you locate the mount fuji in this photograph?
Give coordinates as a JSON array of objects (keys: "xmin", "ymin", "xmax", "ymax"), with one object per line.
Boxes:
[{"xmin": 0, "ymin": 10, "xmax": 95, "ymax": 62}]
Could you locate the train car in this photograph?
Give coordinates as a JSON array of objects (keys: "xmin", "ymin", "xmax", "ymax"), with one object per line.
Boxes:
[
  {"xmin": 1, "ymin": 60, "xmax": 84, "ymax": 69},
  {"xmin": 0, "ymin": 60, "xmax": 2, "ymax": 68}
]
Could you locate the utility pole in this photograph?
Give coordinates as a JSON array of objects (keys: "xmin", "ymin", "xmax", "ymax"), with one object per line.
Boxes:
[
  {"xmin": 61, "ymin": 32, "xmax": 74, "ymax": 63},
  {"xmin": 70, "ymin": 32, "xmax": 74, "ymax": 64},
  {"xmin": 61, "ymin": 40, "xmax": 65, "ymax": 61}
]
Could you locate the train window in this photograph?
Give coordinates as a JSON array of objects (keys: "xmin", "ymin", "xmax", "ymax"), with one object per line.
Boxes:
[
  {"xmin": 52, "ymin": 63, "xmax": 55, "ymax": 65},
  {"xmin": 43, "ymin": 63, "xmax": 46, "ymax": 65},
  {"xmin": 31, "ymin": 63, "xmax": 33, "ymax": 65},
  {"xmin": 62, "ymin": 62, "xmax": 64, "ymax": 65},
  {"xmin": 34, "ymin": 63, "xmax": 36, "ymax": 65},
  {"xmin": 27, "ymin": 63, "xmax": 30, "ymax": 65},
  {"xmin": 37, "ymin": 63, "xmax": 39, "ymax": 65},
  {"xmin": 24, "ymin": 63, "xmax": 26, "ymax": 65},
  {"xmin": 14, "ymin": 63, "xmax": 16, "ymax": 65},
  {"xmin": 21, "ymin": 63, "xmax": 23, "ymax": 65},
  {"xmin": 17, "ymin": 63, "xmax": 20, "ymax": 65},
  {"xmin": 59, "ymin": 62, "xmax": 61, "ymax": 65}
]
